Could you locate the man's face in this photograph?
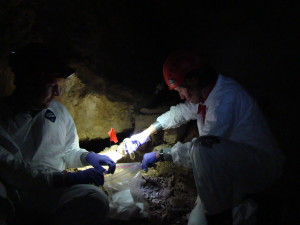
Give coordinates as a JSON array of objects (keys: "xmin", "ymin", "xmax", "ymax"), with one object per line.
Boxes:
[
  {"xmin": 27, "ymin": 78, "xmax": 62, "ymax": 110},
  {"xmin": 174, "ymin": 86, "xmax": 201, "ymax": 104}
]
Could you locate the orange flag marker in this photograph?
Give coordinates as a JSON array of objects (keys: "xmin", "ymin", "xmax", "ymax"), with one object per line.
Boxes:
[{"xmin": 108, "ymin": 128, "xmax": 118, "ymax": 143}]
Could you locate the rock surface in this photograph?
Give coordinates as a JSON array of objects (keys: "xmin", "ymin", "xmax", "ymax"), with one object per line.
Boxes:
[{"xmin": 55, "ymin": 73, "xmax": 134, "ymax": 139}]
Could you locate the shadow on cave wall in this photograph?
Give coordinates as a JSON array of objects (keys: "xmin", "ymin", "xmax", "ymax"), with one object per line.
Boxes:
[{"xmin": 79, "ymin": 128, "xmax": 134, "ymax": 153}]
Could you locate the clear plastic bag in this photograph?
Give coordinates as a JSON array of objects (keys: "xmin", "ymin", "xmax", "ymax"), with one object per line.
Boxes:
[
  {"xmin": 104, "ymin": 163, "xmax": 148, "ymax": 220},
  {"xmin": 171, "ymin": 139, "xmax": 196, "ymax": 168}
]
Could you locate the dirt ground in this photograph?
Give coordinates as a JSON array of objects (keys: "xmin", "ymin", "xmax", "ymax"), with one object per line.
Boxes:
[
  {"xmin": 81, "ymin": 138, "xmax": 293, "ymax": 225},
  {"xmin": 105, "ymin": 161, "xmax": 291, "ymax": 225},
  {"xmin": 106, "ymin": 161, "xmax": 198, "ymax": 225}
]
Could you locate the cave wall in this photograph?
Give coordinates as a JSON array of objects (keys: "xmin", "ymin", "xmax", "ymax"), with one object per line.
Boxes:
[
  {"xmin": 55, "ymin": 72, "xmax": 134, "ymax": 140},
  {"xmin": 1, "ymin": 3, "xmax": 298, "ymax": 151}
]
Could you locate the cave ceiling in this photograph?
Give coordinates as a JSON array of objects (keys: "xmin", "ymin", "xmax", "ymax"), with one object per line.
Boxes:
[{"xmin": 1, "ymin": 1, "xmax": 296, "ymax": 106}]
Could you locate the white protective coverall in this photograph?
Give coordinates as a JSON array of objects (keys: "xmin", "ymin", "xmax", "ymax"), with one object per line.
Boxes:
[
  {"xmin": 156, "ymin": 75, "xmax": 285, "ymax": 223},
  {"xmin": 0, "ymin": 99, "xmax": 108, "ymax": 225}
]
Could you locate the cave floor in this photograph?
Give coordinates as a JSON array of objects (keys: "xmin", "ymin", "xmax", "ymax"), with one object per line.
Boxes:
[
  {"xmin": 106, "ymin": 161, "xmax": 197, "ymax": 225},
  {"xmin": 105, "ymin": 161, "xmax": 291, "ymax": 225}
]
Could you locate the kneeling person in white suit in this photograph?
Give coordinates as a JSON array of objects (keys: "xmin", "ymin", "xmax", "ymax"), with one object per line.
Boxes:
[{"xmin": 124, "ymin": 50, "xmax": 285, "ymax": 225}]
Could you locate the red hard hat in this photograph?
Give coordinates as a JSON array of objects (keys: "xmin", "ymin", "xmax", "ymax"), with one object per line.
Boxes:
[{"xmin": 163, "ymin": 51, "xmax": 204, "ymax": 90}]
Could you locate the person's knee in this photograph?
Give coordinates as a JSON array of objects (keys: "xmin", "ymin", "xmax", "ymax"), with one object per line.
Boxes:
[
  {"xmin": 190, "ymin": 138, "xmax": 214, "ymax": 164},
  {"xmin": 190, "ymin": 137, "xmax": 229, "ymax": 182},
  {"xmin": 53, "ymin": 185, "xmax": 109, "ymax": 225},
  {"xmin": 75, "ymin": 185, "xmax": 109, "ymax": 214},
  {"xmin": 190, "ymin": 136, "xmax": 227, "ymax": 164},
  {"xmin": 78, "ymin": 186, "xmax": 109, "ymax": 224},
  {"xmin": 87, "ymin": 186, "xmax": 109, "ymax": 213}
]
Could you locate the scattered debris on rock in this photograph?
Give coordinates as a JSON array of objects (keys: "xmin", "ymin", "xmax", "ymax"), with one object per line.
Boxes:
[
  {"xmin": 104, "ymin": 160, "xmax": 197, "ymax": 225},
  {"xmin": 139, "ymin": 162, "xmax": 197, "ymax": 225}
]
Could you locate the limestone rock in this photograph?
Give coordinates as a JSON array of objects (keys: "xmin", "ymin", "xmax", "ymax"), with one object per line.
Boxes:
[
  {"xmin": 134, "ymin": 114, "xmax": 158, "ymax": 133},
  {"xmin": 163, "ymin": 125, "xmax": 187, "ymax": 145},
  {"xmin": 56, "ymin": 73, "xmax": 134, "ymax": 140}
]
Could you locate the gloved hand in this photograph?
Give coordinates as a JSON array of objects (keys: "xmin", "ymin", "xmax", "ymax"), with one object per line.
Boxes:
[
  {"xmin": 66, "ymin": 168, "xmax": 104, "ymax": 186},
  {"xmin": 124, "ymin": 132, "xmax": 150, "ymax": 154},
  {"xmin": 141, "ymin": 152, "xmax": 159, "ymax": 172},
  {"xmin": 86, "ymin": 152, "xmax": 116, "ymax": 174}
]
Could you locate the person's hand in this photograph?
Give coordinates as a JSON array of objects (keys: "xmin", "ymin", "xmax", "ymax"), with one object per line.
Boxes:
[
  {"xmin": 141, "ymin": 152, "xmax": 159, "ymax": 172},
  {"xmin": 66, "ymin": 168, "xmax": 104, "ymax": 186},
  {"xmin": 124, "ymin": 132, "xmax": 150, "ymax": 154},
  {"xmin": 86, "ymin": 152, "xmax": 116, "ymax": 174}
]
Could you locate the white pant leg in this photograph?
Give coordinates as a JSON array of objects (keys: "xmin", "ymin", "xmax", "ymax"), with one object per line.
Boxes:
[
  {"xmin": 50, "ymin": 184, "xmax": 109, "ymax": 225},
  {"xmin": 188, "ymin": 196, "xmax": 207, "ymax": 225},
  {"xmin": 11, "ymin": 184, "xmax": 109, "ymax": 225},
  {"xmin": 189, "ymin": 137, "xmax": 280, "ymax": 215}
]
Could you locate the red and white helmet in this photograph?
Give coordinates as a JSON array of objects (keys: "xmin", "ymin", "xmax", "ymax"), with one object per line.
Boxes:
[{"xmin": 163, "ymin": 51, "xmax": 204, "ymax": 90}]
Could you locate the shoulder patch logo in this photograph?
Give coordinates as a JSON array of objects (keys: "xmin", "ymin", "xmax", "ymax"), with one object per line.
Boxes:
[{"xmin": 45, "ymin": 109, "xmax": 56, "ymax": 123}]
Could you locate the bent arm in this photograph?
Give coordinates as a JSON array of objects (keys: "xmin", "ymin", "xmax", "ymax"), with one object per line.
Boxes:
[
  {"xmin": 156, "ymin": 101, "xmax": 198, "ymax": 130},
  {"xmin": 0, "ymin": 147, "xmax": 66, "ymax": 191},
  {"xmin": 143, "ymin": 101, "xmax": 198, "ymax": 137}
]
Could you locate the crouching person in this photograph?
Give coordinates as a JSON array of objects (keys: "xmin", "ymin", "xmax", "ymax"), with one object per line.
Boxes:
[
  {"xmin": 125, "ymin": 50, "xmax": 285, "ymax": 225},
  {"xmin": 0, "ymin": 43, "xmax": 116, "ymax": 225}
]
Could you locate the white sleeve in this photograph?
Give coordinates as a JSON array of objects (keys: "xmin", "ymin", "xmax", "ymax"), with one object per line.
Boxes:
[
  {"xmin": 156, "ymin": 101, "xmax": 198, "ymax": 130},
  {"xmin": 61, "ymin": 107, "xmax": 89, "ymax": 169},
  {"xmin": 170, "ymin": 140, "xmax": 195, "ymax": 168}
]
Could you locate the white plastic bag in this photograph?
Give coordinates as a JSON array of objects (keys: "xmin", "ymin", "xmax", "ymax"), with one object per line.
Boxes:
[{"xmin": 104, "ymin": 163, "xmax": 148, "ymax": 220}]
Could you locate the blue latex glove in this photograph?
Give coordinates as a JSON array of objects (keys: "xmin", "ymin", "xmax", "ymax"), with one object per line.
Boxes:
[
  {"xmin": 66, "ymin": 168, "xmax": 104, "ymax": 186},
  {"xmin": 142, "ymin": 152, "xmax": 159, "ymax": 172},
  {"xmin": 125, "ymin": 132, "xmax": 150, "ymax": 154},
  {"xmin": 86, "ymin": 152, "xmax": 116, "ymax": 174}
]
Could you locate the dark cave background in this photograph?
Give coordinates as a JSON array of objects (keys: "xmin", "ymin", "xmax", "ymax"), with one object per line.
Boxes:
[{"xmin": 0, "ymin": 1, "xmax": 299, "ymax": 224}]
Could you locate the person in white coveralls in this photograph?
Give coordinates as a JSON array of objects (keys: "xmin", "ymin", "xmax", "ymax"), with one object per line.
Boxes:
[
  {"xmin": 124, "ymin": 50, "xmax": 285, "ymax": 225},
  {"xmin": 0, "ymin": 43, "xmax": 116, "ymax": 225}
]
